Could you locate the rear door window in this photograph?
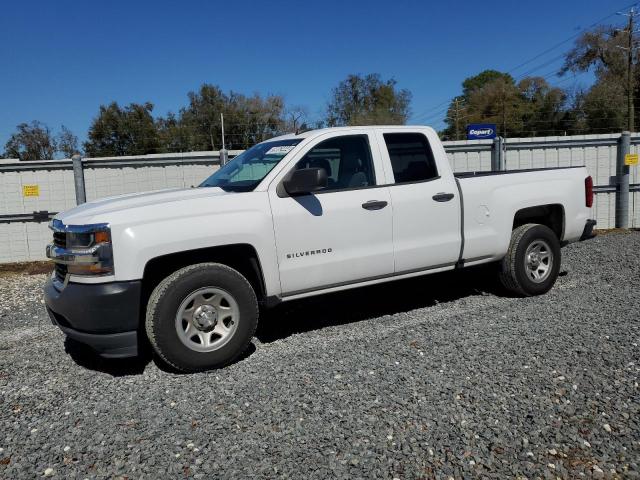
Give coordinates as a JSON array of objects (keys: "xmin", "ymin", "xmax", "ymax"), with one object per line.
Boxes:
[{"xmin": 383, "ymin": 133, "xmax": 438, "ymax": 183}]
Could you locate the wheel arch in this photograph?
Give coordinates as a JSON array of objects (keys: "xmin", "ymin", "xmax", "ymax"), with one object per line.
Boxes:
[
  {"xmin": 141, "ymin": 244, "xmax": 267, "ymax": 310},
  {"xmin": 512, "ymin": 203, "xmax": 565, "ymax": 240}
]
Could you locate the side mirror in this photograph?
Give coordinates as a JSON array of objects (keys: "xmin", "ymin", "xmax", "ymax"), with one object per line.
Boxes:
[{"xmin": 283, "ymin": 168, "xmax": 328, "ymax": 196}]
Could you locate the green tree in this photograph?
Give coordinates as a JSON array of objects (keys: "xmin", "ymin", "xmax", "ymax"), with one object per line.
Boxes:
[
  {"xmin": 176, "ymin": 84, "xmax": 227, "ymax": 151},
  {"xmin": 518, "ymin": 77, "xmax": 570, "ymax": 136},
  {"xmin": 561, "ymin": 25, "xmax": 634, "ymax": 132},
  {"xmin": 579, "ymin": 79, "xmax": 627, "ymax": 133},
  {"xmin": 444, "ymin": 72, "xmax": 523, "ymax": 139},
  {"xmin": 157, "ymin": 112, "xmax": 191, "ymax": 153},
  {"xmin": 84, "ymin": 102, "xmax": 160, "ymax": 157},
  {"xmin": 443, "ymin": 70, "xmax": 570, "ymax": 139},
  {"xmin": 326, "ymin": 74, "xmax": 412, "ymax": 126},
  {"xmin": 172, "ymin": 84, "xmax": 286, "ymax": 151},
  {"xmin": 461, "ymin": 70, "xmax": 514, "ymax": 99},
  {"xmin": 561, "ymin": 26, "xmax": 627, "ymax": 78},
  {"xmin": 283, "ymin": 105, "xmax": 310, "ymax": 132},
  {"xmin": 4, "ymin": 121, "xmax": 57, "ymax": 160},
  {"xmin": 223, "ymin": 91, "xmax": 285, "ymax": 149},
  {"xmin": 57, "ymin": 125, "xmax": 79, "ymax": 157}
]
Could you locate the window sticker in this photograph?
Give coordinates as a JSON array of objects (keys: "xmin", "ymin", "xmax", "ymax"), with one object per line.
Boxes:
[{"xmin": 266, "ymin": 145, "xmax": 295, "ymax": 155}]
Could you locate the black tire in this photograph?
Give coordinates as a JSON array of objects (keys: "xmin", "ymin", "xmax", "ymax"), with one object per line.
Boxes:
[
  {"xmin": 145, "ymin": 263, "xmax": 258, "ymax": 372},
  {"xmin": 498, "ymin": 223, "xmax": 561, "ymax": 297}
]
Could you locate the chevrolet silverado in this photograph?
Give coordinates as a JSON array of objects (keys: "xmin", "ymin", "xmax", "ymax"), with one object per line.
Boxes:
[{"xmin": 44, "ymin": 126, "xmax": 596, "ymax": 371}]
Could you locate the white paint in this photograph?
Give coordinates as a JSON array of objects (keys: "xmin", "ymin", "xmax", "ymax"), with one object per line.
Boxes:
[{"xmin": 49, "ymin": 126, "xmax": 590, "ymax": 302}]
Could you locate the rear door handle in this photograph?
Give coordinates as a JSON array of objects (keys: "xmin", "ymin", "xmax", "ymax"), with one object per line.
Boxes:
[
  {"xmin": 432, "ymin": 192, "xmax": 455, "ymax": 202},
  {"xmin": 362, "ymin": 200, "xmax": 388, "ymax": 210}
]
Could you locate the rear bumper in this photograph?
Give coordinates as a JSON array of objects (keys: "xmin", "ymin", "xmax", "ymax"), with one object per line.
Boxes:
[
  {"xmin": 44, "ymin": 278, "xmax": 141, "ymax": 358},
  {"xmin": 580, "ymin": 219, "xmax": 597, "ymax": 241}
]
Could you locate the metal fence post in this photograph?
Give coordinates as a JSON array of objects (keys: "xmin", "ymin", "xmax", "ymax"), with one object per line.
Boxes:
[
  {"xmin": 615, "ymin": 131, "xmax": 630, "ymax": 228},
  {"xmin": 219, "ymin": 148, "xmax": 229, "ymax": 167},
  {"xmin": 491, "ymin": 137, "xmax": 500, "ymax": 171},
  {"xmin": 72, "ymin": 153, "xmax": 86, "ymax": 205},
  {"xmin": 491, "ymin": 136, "xmax": 505, "ymax": 171}
]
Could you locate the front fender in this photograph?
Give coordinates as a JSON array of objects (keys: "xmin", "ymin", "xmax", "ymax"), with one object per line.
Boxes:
[{"xmin": 106, "ymin": 193, "xmax": 281, "ymax": 296}]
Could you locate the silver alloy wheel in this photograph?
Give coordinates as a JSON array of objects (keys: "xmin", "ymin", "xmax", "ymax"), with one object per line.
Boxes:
[
  {"xmin": 524, "ymin": 239, "xmax": 553, "ymax": 283},
  {"xmin": 175, "ymin": 287, "xmax": 239, "ymax": 352}
]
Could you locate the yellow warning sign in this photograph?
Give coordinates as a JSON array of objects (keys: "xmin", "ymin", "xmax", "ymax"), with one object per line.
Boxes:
[
  {"xmin": 625, "ymin": 153, "xmax": 638, "ymax": 166},
  {"xmin": 22, "ymin": 185, "xmax": 40, "ymax": 197}
]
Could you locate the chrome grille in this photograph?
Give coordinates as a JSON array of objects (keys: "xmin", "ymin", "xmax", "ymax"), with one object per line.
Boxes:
[
  {"xmin": 52, "ymin": 230, "xmax": 67, "ymax": 283},
  {"xmin": 54, "ymin": 263, "xmax": 67, "ymax": 283},
  {"xmin": 53, "ymin": 231, "xmax": 66, "ymax": 248}
]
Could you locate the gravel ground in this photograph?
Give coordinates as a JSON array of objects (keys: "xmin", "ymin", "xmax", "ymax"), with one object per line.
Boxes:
[{"xmin": 1, "ymin": 231, "xmax": 639, "ymax": 479}]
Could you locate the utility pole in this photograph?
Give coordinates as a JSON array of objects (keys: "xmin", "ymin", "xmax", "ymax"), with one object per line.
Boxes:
[
  {"xmin": 501, "ymin": 82, "xmax": 507, "ymax": 138},
  {"xmin": 220, "ymin": 112, "xmax": 226, "ymax": 150},
  {"xmin": 219, "ymin": 112, "xmax": 229, "ymax": 166},
  {"xmin": 618, "ymin": 7, "xmax": 639, "ymax": 132},
  {"xmin": 454, "ymin": 98, "xmax": 461, "ymax": 140},
  {"xmin": 452, "ymin": 98, "xmax": 464, "ymax": 140},
  {"xmin": 629, "ymin": 11, "xmax": 634, "ymax": 132}
]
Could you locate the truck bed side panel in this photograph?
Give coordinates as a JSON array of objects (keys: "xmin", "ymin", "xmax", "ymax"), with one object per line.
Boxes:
[{"xmin": 458, "ymin": 168, "xmax": 590, "ymax": 262}]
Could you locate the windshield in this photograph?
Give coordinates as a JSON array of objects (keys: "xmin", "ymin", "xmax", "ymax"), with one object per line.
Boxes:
[{"xmin": 199, "ymin": 139, "xmax": 302, "ymax": 192}]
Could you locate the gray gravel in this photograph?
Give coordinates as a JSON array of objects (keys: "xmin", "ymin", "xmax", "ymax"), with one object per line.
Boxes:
[{"xmin": 1, "ymin": 231, "xmax": 639, "ymax": 479}]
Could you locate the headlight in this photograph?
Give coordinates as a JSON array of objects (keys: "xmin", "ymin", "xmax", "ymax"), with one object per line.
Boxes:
[
  {"xmin": 67, "ymin": 230, "xmax": 111, "ymax": 250},
  {"xmin": 46, "ymin": 221, "xmax": 114, "ymax": 277},
  {"xmin": 66, "ymin": 228, "xmax": 113, "ymax": 275}
]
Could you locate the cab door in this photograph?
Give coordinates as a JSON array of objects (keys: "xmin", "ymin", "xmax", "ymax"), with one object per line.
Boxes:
[
  {"xmin": 268, "ymin": 131, "xmax": 394, "ymax": 295},
  {"xmin": 375, "ymin": 129, "xmax": 461, "ymax": 272}
]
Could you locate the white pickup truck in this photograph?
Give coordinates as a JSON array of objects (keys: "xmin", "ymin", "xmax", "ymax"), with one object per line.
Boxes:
[{"xmin": 44, "ymin": 126, "xmax": 595, "ymax": 371}]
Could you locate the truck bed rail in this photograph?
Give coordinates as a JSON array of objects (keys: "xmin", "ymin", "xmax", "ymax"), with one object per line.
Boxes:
[{"xmin": 454, "ymin": 166, "xmax": 585, "ymax": 178}]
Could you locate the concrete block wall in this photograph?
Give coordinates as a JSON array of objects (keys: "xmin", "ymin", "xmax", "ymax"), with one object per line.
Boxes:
[
  {"xmin": 0, "ymin": 135, "xmax": 638, "ymax": 264},
  {"xmin": 442, "ymin": 133, "xmax": 639, "ymax": 229},
  {"xmin": 443, "ymin": 139, "xmax": 493, "ymax": 172},
  {"xmin": 0, "ymin": 152, "xmax": 224, "ymax": 262},
  {"xmin": 0, "ymin": 163, "xmax": 76, "ymax": 216},
  {"xmin": 0, "ymin": 221, "xmax": 51, "ymax": 262}
]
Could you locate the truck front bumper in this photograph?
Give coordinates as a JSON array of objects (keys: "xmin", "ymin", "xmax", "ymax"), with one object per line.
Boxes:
[{"xmin": 44, "ymin": 278, "xmax": 142, "ymax": 358}]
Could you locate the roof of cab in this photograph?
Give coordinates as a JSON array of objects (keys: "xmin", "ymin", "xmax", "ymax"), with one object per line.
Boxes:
[{"xmin": 267, "ymin": 125, "xmax": 434, "ymax": 143}]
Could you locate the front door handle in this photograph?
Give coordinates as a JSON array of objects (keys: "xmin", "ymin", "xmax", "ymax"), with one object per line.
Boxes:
[
  {"xmin": 362, "ymin": 200, "xmax": 388, "ymax": 210},
  {"xmin": 432, "ymin": 192, "xmax": 455, "ymax": 202}
]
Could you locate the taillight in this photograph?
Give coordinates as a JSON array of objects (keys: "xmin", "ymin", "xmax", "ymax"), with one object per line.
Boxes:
[{"xmin": 585, "ymin": 176, "xmax": 593, "ymax": 208}]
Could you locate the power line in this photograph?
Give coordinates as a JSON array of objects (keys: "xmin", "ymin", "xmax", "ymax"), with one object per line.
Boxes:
[
  {"xmin": 513, "ymin": 53, "xmax": 567, "ymax": 82},
  {"xmin": 507, "ymin": 2, "xmax": 638, "ymax": 73},
  {"xmin": 414, "ymin": 71, "xmax": 581, "ymax": 126},
  {"xmin": 413, "ymin": 69, "xmax": 589, "ymax": 125},
  {"xmin": 412, "ymin": 1, "xmax": 640, "ymax": 127}
]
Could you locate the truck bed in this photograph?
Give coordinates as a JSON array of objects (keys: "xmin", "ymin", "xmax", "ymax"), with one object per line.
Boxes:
[{"xmin": 454, "ymin": 165, "xmax": 590, "ymax": 263}]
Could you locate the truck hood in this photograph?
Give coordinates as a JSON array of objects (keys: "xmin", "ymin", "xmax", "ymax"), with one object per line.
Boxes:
[{"xmin": 56, "ymin": 187, "xmax": 231, "ymax": 225}]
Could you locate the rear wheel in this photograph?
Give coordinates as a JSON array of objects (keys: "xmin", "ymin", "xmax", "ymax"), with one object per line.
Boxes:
[
  {"xmin": 498, "ymin": 223, "xmax": 561, "ymax": 296},
  {"xmin": 145, "ymin": 263, "xmax": 258, "ymax": 372}
]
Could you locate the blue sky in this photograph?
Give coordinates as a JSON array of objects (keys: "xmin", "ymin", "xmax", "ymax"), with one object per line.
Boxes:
[{"xmin": 0, "ymin": 0, "xmax": 633, "ymax": 150}]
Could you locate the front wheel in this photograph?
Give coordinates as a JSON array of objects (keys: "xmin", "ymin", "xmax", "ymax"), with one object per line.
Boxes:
[
  {"xmin": 498, "ymin": 223, "xmax": 561, "ymax": 296},
  {"xmin": 145, "ymin": 263, "xmax": 258, "ymax": 372}
]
